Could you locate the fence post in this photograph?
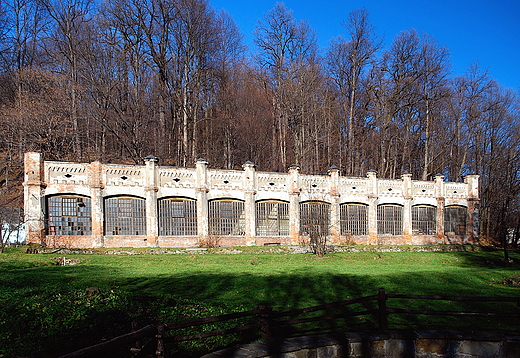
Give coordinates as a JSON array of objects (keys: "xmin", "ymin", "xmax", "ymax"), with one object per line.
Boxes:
[
  {"xmin": 378, "ymin": 288, "xmax": 388, "ymax": 330},
  {"xmin": 156, "ymin": 324, "xmax": 165, "ymax": 357},
  {"xmin": 258, "ymin": 305, "xmax": 274, "ymax": 342},
  {"xmin": 129, "ymin": 320, "xmax": 145, "ymax": 356}
]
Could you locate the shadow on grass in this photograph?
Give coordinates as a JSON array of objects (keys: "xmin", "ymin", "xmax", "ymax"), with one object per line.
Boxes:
[{"xmin": 445, "ymin": 248, "xmax": 520, "ymax": 269}]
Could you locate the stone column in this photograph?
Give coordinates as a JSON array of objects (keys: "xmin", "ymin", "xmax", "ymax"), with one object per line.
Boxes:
[
  {"xmin": 144, "ymin": 155, "xmax": 159, "ymax": 245},
  {"xmin": 328, "ymin": 166, "xmax": 341, "ymax": 244},
  {"xmin": 195, "ymin": 159, "xmax": 209, "ymax": 241},
  {"xmin": 243, "ymin": 161, "xmax": 256, "ymax": 246},
  {"xmin": 23, "ymin": 152, "xmax": 46, "ymax": 245},
  {"xmin": 402, "ymin": 172, "xmax": 413, "ymax": 243},
  {"xmin": 88, "ymin": 161, "xmax": 104, "ymax": 248},
  {"xmin": 366, "ymin": 170, "xmax": 378, "ymax": 244},
  {"xmin": 288, "ymin": 164, "xmax": 301, "ymax": 244},
  {"xmin": 434, "ymin": 174, "xmax": 445, "ymax": 242},
  {"xmin": 465, "ymin": 175, "xmax": 480, "ymax": 244}
]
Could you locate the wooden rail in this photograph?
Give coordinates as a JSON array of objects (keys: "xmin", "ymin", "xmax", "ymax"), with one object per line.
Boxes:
[{"xmin": 58, "ymin": 288, "xmax": 520, "ymax": 358}]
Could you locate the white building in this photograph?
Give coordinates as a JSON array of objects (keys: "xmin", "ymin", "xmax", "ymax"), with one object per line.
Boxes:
[{"xmin": 23, "ymin": 152, "xmax": 479, "ymax": 248}]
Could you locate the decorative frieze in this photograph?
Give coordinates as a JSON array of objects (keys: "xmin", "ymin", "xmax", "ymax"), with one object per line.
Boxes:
[{"xmin": 23, "ymin": 152, "xmax": 480, "ymax": 248}]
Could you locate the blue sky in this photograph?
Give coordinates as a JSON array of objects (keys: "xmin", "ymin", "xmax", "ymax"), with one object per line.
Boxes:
[{"xmin": 210, "ymin": 0, "xmax": 520, "ymax": 91}]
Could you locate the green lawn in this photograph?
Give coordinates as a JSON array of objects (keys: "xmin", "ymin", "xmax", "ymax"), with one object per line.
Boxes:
[{"xmin": 1, "ymin": 246, "xmax": 519, "ymax": 357}]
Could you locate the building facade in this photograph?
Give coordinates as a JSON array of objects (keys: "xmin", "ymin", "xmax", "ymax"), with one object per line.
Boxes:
[{"xmin": 23, "ymin": 152, "xmax": 480, "ymax": 248}]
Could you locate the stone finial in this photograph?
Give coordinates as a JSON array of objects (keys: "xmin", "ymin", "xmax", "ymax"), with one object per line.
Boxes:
[
  {"xmin": 328, "ymin": 165, "xmax": 340, "ymax": 173},
  {"xmin": 243, "ymin": 161, "xmax": 255, "ymax": 169},
  {"xmin": 288, "ymin": 164, "xmax": 300, "ymax": 171},
  {"xmin": 144, "ymin": 155, "xmax": 158, "ymax": 162}
]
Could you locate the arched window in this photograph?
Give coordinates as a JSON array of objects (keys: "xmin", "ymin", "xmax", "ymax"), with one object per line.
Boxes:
[
  {"xmin": 105, "ymin": 196, "xmax": 146, "ymax": 235},
  {"xmin": 412, "ymin": 205, "xmax": 436, "ymax": 235},
  {"xmin": 377, "ymin": 204, "xmax": 403, "ymax": 235},
  {"xmin": 340, "ymin": 203, "xmax": 368, "ymax": 236},
  {"xmin": 209, "ymin": 199, "xmax": 245, "ymax": 236},
  {"xmin": 256, "ymin": 200, "xmax": 289, "ymax": 236},
  {"xmin": 158, "ymin": 198, "xmax": 197, "ymax": 236},
  {"xmin": 47, "ymin": 195, "xmax": 91, "ymax": 235},
  {"xmin": 444, "ymin": 206, "xmax": 467, "ymax": 235},
  {"xmin": 300, "ymin": 201, "xmax": 330, "ymax": 237}
]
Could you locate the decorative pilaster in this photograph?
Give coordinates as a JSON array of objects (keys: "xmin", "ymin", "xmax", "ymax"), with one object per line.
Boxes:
[
  {"xmin": 243, "ymin": 161, "xmax": 256, "ymax": 246},
  {"xmin": 288, "ymin": 164, "xmax": 301, "ymax": 244},
  {"xmin": 144, "ymin": 155, "xmax": 159, "ymax": 245},
  {"xmin": 88, "ymin": 161, "xmax": 104, "ymax": 247},
  {"xmin": 23, "ymin": 152, "xmax": 45, "ymax": 245},
  {"xmin": 402, "ymin": 172, "xmax": 413, "ymax": 243},
  {"xmin": 328, "ymin": 166, "xmax": 341, "ymax": 243},
  {"xmin": 465, "ymin": 175, "xmax": 480, "ymax": 244},
  {"xmin": 195, "ymin": 159, "xmax": 209, "ymax": 240},
  {"xmin": 366, "ymin": 170, "xmax": 378, "ymax": 244},
  {"xmin": 435, "ymin": 174, "xmax": 445, "ymax": 242}
]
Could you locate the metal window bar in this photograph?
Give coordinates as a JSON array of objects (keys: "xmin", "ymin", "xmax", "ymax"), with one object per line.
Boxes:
[
  {"xmin": 300, "ymin": 202, "xmax": 330, "ymax": 236},
  {"xmin": 256, "ymin": 201, "xmax": 290, "ymax": 236},
  {"xmin": 158, "ymin": 199, "xmax": 197, "ymax": 236},
  {"xmin": 377, "ymin": 205, "xmax": 403, "ymax": 235},
  {"xmin": 444, "ymin": 207, "xmax": 467, "ymax": 235},
  {"xmin": 105, "ymin": 197, "xmax": 146, "ymax": 235},
  {"xmin": 412, "ymin": 205, "xmax": 437, "ymax": 235},
  {"xmin": 340, "ymin": 204, "xmax": 368, "ymax": 236},
  {"xmin": 209, "ymin": 200, "xmax": 245, "ymax": 236},
  {"xmin": 47, "ymin": 196, "xmax": 92, "ymax": 235}
]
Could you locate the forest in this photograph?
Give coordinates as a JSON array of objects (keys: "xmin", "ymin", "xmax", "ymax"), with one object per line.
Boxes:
[{"xmin": 0, "ymin": 0, "xmax": 519, "ymax": 244}]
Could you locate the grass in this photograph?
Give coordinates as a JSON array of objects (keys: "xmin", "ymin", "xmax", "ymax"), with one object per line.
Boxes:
[{"xmin": 0, "ymin": 246, "xmax": 519, "ymax": 357}]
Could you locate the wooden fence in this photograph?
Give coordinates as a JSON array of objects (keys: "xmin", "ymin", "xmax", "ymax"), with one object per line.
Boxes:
[{"xmin": 58, "ymin": 288, "xmax": 520, "ymax": 358}]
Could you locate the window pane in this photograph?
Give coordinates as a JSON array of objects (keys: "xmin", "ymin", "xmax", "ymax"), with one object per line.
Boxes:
[
  {"xmin": 47, "ymin": 196, "xmax": 92, "ymax": 235},
  {"xmin": 256, "ymin": 201, "xmax": 289, "ymax": 236},
  {"xmin": 444, "ymin": 206, "xmax": 467, "ymax": 235},
  {"xmin": 377, "ymin": 205, "xmax": 403, "ymax": 235},
  {"xmin": 159, "ymin": 199, "xmax": 197, "ymax": 236},
  {"xmin": 412, "ymin": 205, "xmax": 436, "ymax": 235},
  {"xmin": 300, "ymin": 202, "xmax": 330, "ymax": 236},
  {"xmin": 105, "ymin": 197, "xmax": 146, "ymax": 235},
  {"xmin": 209, "ymin": 200, "xmax": 245, "ymax": 236},
  {"xmin": 340, "ymin": 204, "xmax": 368, "ymax": 235}
]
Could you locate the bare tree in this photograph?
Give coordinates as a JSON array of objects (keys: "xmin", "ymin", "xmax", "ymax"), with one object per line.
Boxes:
[
  {"xmin": 254, "ymin": 2, "xmax": 318, "ymax": 170},
  {"xmin": 38, "ymin": 0, "xmax": 93, "ymax": 161},
  {"xmin": 326, "ymin": 9, "xmax": 381, "ymax": 175}
]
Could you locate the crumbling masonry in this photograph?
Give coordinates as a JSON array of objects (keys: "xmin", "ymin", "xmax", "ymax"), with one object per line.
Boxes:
[{"xmin": 23, "ymin": 152, "xmax": 479, "ymax": 248}]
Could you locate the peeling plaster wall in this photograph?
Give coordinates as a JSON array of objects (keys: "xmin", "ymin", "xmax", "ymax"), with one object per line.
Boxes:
[{"xmin": 23, "ymin": 153, "xmax": 480, "ymax": 248}]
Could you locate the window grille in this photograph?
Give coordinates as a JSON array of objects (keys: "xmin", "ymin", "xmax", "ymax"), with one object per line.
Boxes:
[
  {"xmin": 209, "ymin": 200, "xmax": 245, "ymax": 236},
  {"xmin": 105, "ymin": 197, "xmax": 146, "ymax": 235},
  {"xmin": 158, "ymin": 198, "xmax": 197, "ymax": 236},
  {"xmin": 444, "ymin": 206, "xmax": 467, "ymax": 235},
  {"xmin": 412, "ymin": 205, "xmax": 436, "ymax": 235},
  {"xmin": 256, "ymin": 201, "xmax": 289, "ymax": 236},
  {"xmin": 340, "ymin": 203, "xmax": 368, "ymax": 236},
  {"xmin": 377, "ymin": 204, "xmax": 403, "ymax": 235},
  {"xmin": 300, "ymin": 202, "xmax": 330, "ymax": 237},
  {"xmin": 47, "ymin": 195, "xmax": 92, "ymax": 235}
]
